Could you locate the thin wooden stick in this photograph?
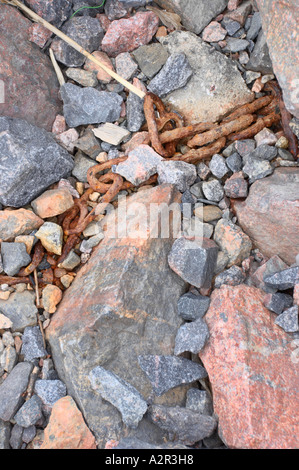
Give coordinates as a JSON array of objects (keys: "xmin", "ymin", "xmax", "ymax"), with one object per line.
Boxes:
[
  {"xmin": 49, "ymin": 48, "xmax": 65, "ymax": 86},
  {"xmin": 4, "ymin": 0, "xmax": 146, "ymax": 99}
]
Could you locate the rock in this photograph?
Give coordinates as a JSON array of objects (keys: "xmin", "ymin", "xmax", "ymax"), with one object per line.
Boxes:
[
  {"xmin": 264, "ymin": 267, "xmax": 299, "ymax": 291},
  {"xmin": 115, "ymin": 52, "xmax": 138, "ymax": 81},
  {"xmin": 149, "ymin": 405, "xmax": 217, "ymax": 445},
  {"xmin": 9, "ymin": 423, "xmax": 23, "ymax": 449},
  {"xmin": 72, "ymin": 152, "xmax": 96, "ymax": 183},
  {"xmin": 202, "ymin": 21, "xmax": 227, "ymax": 42},
  {"xmin": 226, "ymin": 152, "xmax": 243, "ymax": 172},
  {"xmin": 168, "ymin": 237, "xmax": 219, "ymax": 289},
  {"xmin": 209, "ymin": 154, "xmax": 229, "ymax": 179},
  {"xmin": 1, "ymin": 242, "xmax": 31, "ymax": 276},
  {"xmin": 155, "ymin": 0, "xmax": 228, "ymax": 35},
  {"xmin": 263, "ymin": 293, "xmax": 287, "ymax": 315},
  {"xmin": 58, "ymin": 250, "xmax": 81, "ymax": 271},
  {"xmin": 35, "ymin": 222, "xmax": 63, "ymax": 256},
  {"xmin": 194, "ymin": 205, "xmax": 222, "ymax": 222},
  {"xmin": 52, "ymin": 115, "xmax": 66, "ymax": 135},
  {"xmin": 199, "ymin": 285, "xmax": 299, "ymax": 448},
  {"xmin": 224, "ymin": 172, "xmax": 248, "ymax": 198},
  {"xmin": 0, "ymin": 314, "xmax": 13, "ymax": 330},
  {"xmin": 138, "ymin": 355, "xmax": 207, "ymax": 396},
  {"xmin": 247, "ymin": 144, "xmax": 277, "ymax": 161},
  {"xmin": 27, "ymin": 22, "xmax": 52, "ymax": 48},
  {"xmin": 40, "ymin": 396, "xmax": 97, "ymax": 449},
  {"xmin": 22, "ymin": 425, "xmax": 37, "ymax": 444},
  {"xmin": 93, "ymin": 123, "xmax": 130, "ymax": 146},
  {"xmin": 89, "ymin": 367, "xmax": 147, "ymax": 428},
  {"xmin": 0, "ymin": 362, "xmax": 33, "ymax": 421},
  {"xmin": 250, "ymin": 255, "xmax": 289, "ymax": 293},
  {"xmin": 148, "ymin": 53, "xmax": 193, "ymax": 97},
  {"xmin": 34, "ymin": 379, "xmax": 67, "ymax": 412},
  {"xmin": 21, "ymin": 326, "xmax": 47, "ymax": 362},
  {"xmin": 31, "ymin": 189, "xmax": 74, "ymax": 219},
  {"xmin": 0, "ymin": 5, "xmax": 61, "ymax": 131},
  {"xmin": 256, "ymin": 0, "xmax": 299, "ymax": 118},
  {"xmin": 65, "ymin": 68, "xmax": 98, "ymax": 87},
  {"xmin": 224, "ymin": 0, "xmax": 252, "ymax": 25},
  {"xmin": 157, "ymin": 161, "xmax": 197, "ymax": 192},
  {"xmin": 158, "ymin": 31, "xmax": 253, "ymax": 124},
  {"xmin": 245, "ymin": 30, "xmax": 273, "ymax": 74},
  {"xmin": 74, "ymin": 130, "xmax": 102, "ymax": 160},
  {"xmin": 25, "ymin": 0, "xmax": 72, "ymax": 27},
  {"xmin": 113, "ymin": 145, "xmax": 163, "ymax": 186},
  {"xmin": 13, "ymin": 395, "xmax": 43, "ymax": 428},
  {"xmin": 177, "ymin": 292, "xmax": 210, "ymax": 321},
  {"xmin": 0, "ymin": 117, "xmax": 74, "ymax": 208},
  {"xmin": 0, "ymin": 209, "xmax": 43, "ymax": 242},
  {"xmin": 55, "ymin": 128, "xmax": 80, "ymax": 153},
  {"xmin": 60, "ymin": 83, "xmax": 123, "ymax": 128},
  {"xmin": 196, "ymin": 162, "xmax": 211, "ymax": 180},
  {"xmin": 0, "ymin": 345, "xmax": 17, "ymax": 373},
  {"xmin": 221, "ymin": 17, "xmax": 241, "ymax": 35},
  {"xmin": 42, "ymin": 285, "xmax": 63, "ymax": 314},
  {"xmin": 84, "ymin": 51, "xmax": 114, "ymax": 83},
  {"xmin": 254, "ymin": 128, "xmax": 278, "ymax": 147},
  {"xmin": 174, "ymin": 317, "xmax": 209, "ymax": 355},
  {"xmin": 289, "ymin": 118, "xmax": 299, "ymax": 140},
  {"xmin": 46, "ymin": 185, "xmax": 188, "ymax": 446},
  {"xmin": 126, "ymin": 89, "xmax": 146, "ymax": 133},
  {"xmin": 114, "ymin": 437, "xmax": 188, "ymax": 449},
  {"xmin": 214, "ymin": 265, "xmax": 246, "ymax": 288},
  {"xmin": 242, "ymin": 155, "xmax": 274, "ymax": 183},
  {"xmin": 246, "ymin": 11, "xmax": 262, "ymax": 41},
  {"xmin": 0, "ymin": 291, "xmax": 38, "ymax": 333},
  {"xmin": 202, "ymin": 180, "xmax": 224, "ymax": 202},
  {"xmin": 223, "ymin": 38, "xmax": 250, "ymax": 53},
  {"xmin": 186, "ymin": 388, "xmax": 213, "ymax": 415},
  {"xmin": 233, "ymin": 168, "xmax": 299, "ymax": 265},
  {"xmin": 101, "ymin": 12, "xmax": 159, "ymax": 56},
  {"xmin": 50, "ymin": 16, "xmax": 104, "ymax": 67},
  {"xmin": 0, "ymin": 420, "xmax": 11, "ymax": 449},
  {"xmin": 214, "ymin": 219, "xmax": 252, "ymax": 267},
  {"xmin": 133, "ymin": 44, "xmax": 169, "ymax": 79}
]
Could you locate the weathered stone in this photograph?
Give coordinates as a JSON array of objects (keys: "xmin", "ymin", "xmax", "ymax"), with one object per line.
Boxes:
[
  {"xmin": 214, "ymin": 265, "xmax": 246, "ymax": 288},
  {"xmin": 0, "ymin": 291, "xmax": 38, "ymax": 333},
  {"xmin": 158, "ymin": 31, "xmax": 253, "ymax": 124},
  {"xmin": 1, "ymin": 243, "xmax": 31, "ymax": 277},
  {"xmin": 0, "ymin": 362, "xmax": 33, "ymax": 421},
  {"xmin": 202, "ymin": 21, "xmax": 227, "ymax": 43},
  {"xmin": 13, "ymin": 395, "xmax": 43, "ymax": 428},
  {"xmin": 199, "ymin": 285, "xmax": 299, "ymax": 448},
  {"xmin": 224, "ymin": 172, "xmax": 248, "ymax": 198},
  {"xmin": 42, "ymin": 285, "xmax": 63, "ymax": 314},
  {"xmin": 254, "ymin": 128, "xmax": 278, "ymax": 147},
  {"xmin": 202, "ymin": 179, "xmax": 224, "ymax": 202},
  {"xmin": 0, "ymin": 210, "xmax": 43, "ymax": 242},
  {"xmin": 209, "ymin": 154, "xmax": 229, "ymax": 179},
  {"xmin": 174, "ymin": 317, "xmax": 209, "ymax": 355},
  {"xmin": 148, "ymin": 53, "xmax": 193, "ymax": 97},
  {"xmin": 72, "ymin": 152, "xmax": 96, "ymax": 183},
  {"xmin": 115, "ymin": 52, "xmax": 138, "ymax": 81},
  {"xmin": 226, "ymin": 152, "xmax": 242, "ymax": 172},
  {"xmin": 35, "ymin": 222, "xmax": 63, "ymax": 256},
  {"xmin": 233, "ymin": 168, "xmax": 299, "ymax": 265},
  {"xmin": 177, "ymin": 292, "xmax": 210, "ymax": 321},
  {"xmin": 263, "ymin": 293, "xmax": 288, "ymax": 315},
  {"xmin": 250, "ymin": 255, "xmax": 289, "ymax": 293},
  {"xmin": 40, "ymin": 396, "xmax": 97, "ymax": 449},
  {"xmin": 25, "ymin": 0, "xmax": 72, "ymax": 27},
  {"xmin": 31, "ymin": 189, "xmax": 74, "ymax": 219},
  {"xmin": 65, "ymin": 68, "xmax": 98, "ymax": 87},
  {"xmin": 221, "ymin": 17, "xmax": 241, "ymax": 35},
  {"xmin": 55, "ymin": 128, "xmax": 79, "ymax": 153},
  {"xmin": 245, "ymin": 30, "xmax": 273, "ymax": 74},
  {"xmin": 186, "ymin": 388, "xmax": 213, "ymax": 415},
  {"xmin": 0, "ymin": 117, "xmax": 73, "ymax": 208},
  {"xmin": 21, "ymin": 326, "xmax": 47, "ymax": 362},
  {"xmin": 247, "ymin": 144, "xmax": 277, "ymax": 161},
  {"xmin": 264, "ymin": 267, "xmax": 299, "ymax": 291},
  {"xmin": 46, "ymin": 185, "xmax": 188, "ymax": 446},
  {"xmin": 242, "ymin": 155, "xmax": 274, "ymax": 183},
  {"xmin": 0, "ymin": 5, "xmax": 61, "ymax": 131},
  {"xmin": 0, "ymin": 420, "xmax": 11, "ymax": 449},
  {"xmin": 133, "ymin": 44, "xmax": 169, "ymax": 79},
  {"xmin": 157, "ymin": 161, "xmax": 197, "ymax": 192},
  {"xmin": 213, "ymin": 219, "xmax": 252, "ymax": 267},
  {"xmin": 194, "ymin": 205, "xmax": 222, "ymax": 223},
  {"xmin": 222, "ymin": 37, "xmax": 250, "ymax": 53},
  {"xmin": 34, "ymin": 379, "xmax": 67, "ymax": 410},
  {"xmin": 84, "ymin": 51, "xmax": 114, "ymax": 83}
]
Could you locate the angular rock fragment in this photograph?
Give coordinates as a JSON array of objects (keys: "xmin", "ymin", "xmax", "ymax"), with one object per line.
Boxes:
[
  {"xmin": 1, "ymin": 243, "xmax": 31, "ymax": 277},
  {"xmin": 21, "ymin": 326, "xmax": 47, "ymax": 362},
  {"xmin": 202, "ymin": 180, "xmax": 224, "ymax": 202},
  {"xmin": 34, "ymin": 379, "xmax": 67, "ymax": 409},
  {"xmin": 157, "ymin": 161, "xmax": 197, "ymax": 192},
  {"xmin": 148, "ymin": 53, "xmax": 193, "ymax": 97},
  {"xmin": 0, "ymin": 362, "xmax": 33, "ymax": 421},
  {"xmin": 264, "ymin": 267, "xmax": 299, "ymax": 291},
  {"xmin": 186, "ymin": 388, "xmax": 213, "ymax": 415},
  {"xmin": 35, "ymin": 222, "xmax": 63, "ymax": 256},
  {"xmin": 0, "ymin": 292, "xmax": 38, "ymax": 333},
  {"xmin": 13, "ymin": 395, "xmax": 43, "ymax": 428},
  {"xmin": 0, "ymin": 209, "xmax": 43, "ymax": 242},
  {"xmin": 138, "ymin": 355, "xmax": 207, "ymax": 396},
  {"xmin": 174, "ymin": 317, "xmax": 209, "ymax": 355},
  {"xmin": 133, "ymin": 43, "xmax": 169, "ymax": 79},
  {"xmin": 275, "ymin": 306, "xmax": 298, "ymax": 333},
  {"xmin": 177, "ymin": 292, "xmax": 210, "ymax": 321},
  {"xmin": 224, "ymin": 172, "xmax": 248, "ymax": 198},
  {"xmin": 213, "ymin": 219, "xmax": 252, "ymax": 267},
  {"xmin": 214, "ymin": 265, "xmax": 246, "ymax": 288},
  {"xmin": 242, "ymin": 156, "xmax": 274, "ymax": 183},
  {"xmin": 31, "ymin": 189, "xmax": 74, "ymax": 219}
]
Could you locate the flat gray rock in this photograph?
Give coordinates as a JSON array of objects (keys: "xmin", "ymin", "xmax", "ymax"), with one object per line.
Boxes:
[
  {"xmin": 274, "ymin": 306, "xmax": 299, "ymax": 333},
  {"xmin": 60, "ymin": 83, "xmax": 123, "ymax": 127},
  {"xmin": 89, "ymin": 366, "xmax": 147, "ymax": 428},
  {"xmin": 264, "ymin": 267, "xmax": 299, "ymax": 291},
  {"xmin": 157, "ymin": 160, "xmax": 197, "ymax": 192},
  {"xmin": 133, "ymin": 43, "xmax": 169, "ymax": 79},
  {"xmin": 1, "ymin": 242, "xmax": 31, "ymax": 277},
  {"xmin": 148, "ymin": 53, "xmax": 193, "ymax": 97},
  {"xmin": 34, "ymin": 379, "xmax": 67, "ymax": 408},
  {"xmin": 0, "ymin": 117, "xmax": 74, "ymax": 207},
  {"xmin": 0, "ymin": 291, "xmax": 38, "ymax": 333},
  {"xmin": 13, "ymin": 395, "xmax": 43, "ymax": 428},
  {"xmin": 174, "ymin": 317, "xmax": 209, "ymax": 355},
  {"xmin": 177, "ymin": 292, "xmax": 210, "ymax": 321},
  {"xmin": 21, "ymin": 326, "xmax": 48, "ymax": 362},
  {"xmin": 186, "ymin": 388, "xmax": 213, "ymax": 415},
  {"xmin": 0, "ymin": 362, "xmax": 33, "ymax": 421},
  {"xmin": 138, "ymin": 355, "xmax": 207, "ymax": 396}
]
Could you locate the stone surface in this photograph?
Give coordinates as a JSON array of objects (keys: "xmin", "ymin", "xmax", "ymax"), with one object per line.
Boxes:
[
  {"xmin": 202, "ymin": 180, "xmax": 224, "ymax": 202},
  {"xmin": 177, "ymin": 292, "xmax": 210, "ymax": 321},
  {"xmin": 84, "ymin": 51, "xmax": 114, "ymax": 83},
  {"xmin": 247, "ymin": 144, "xmax": 277, "ymax": 161},
  {"xmin": 0, "ymin": 362, "xmax": 33, "ymax": 421},
  {"xmin": 0, "ymin": 291, "xmax": 38, "ymax": 333},
  {"xmin": 72, "ymin": 152, "xmax": 96, "ymax": 183},
  {"xmin": 242, "ymin": 155, "xmax": 274, "ymax": 183},
  {"xmin": 101, "ymin": 11, "xmax": 159, "ymax": 56},
  {"xmin": 115, "ymin": 52, "xmax": 139, "ymax": 81},
  {"xmin": 0, "ymin": 420, "xmax": 11, "ymax": 449},
  {"xmin": 40, "ymin": 396, "xmax": 97, "ymax": 449},
  {"xmin": 214, "ymin": 265, "xmax": 246, "ymax": 288},
  {"xmin": 148, "ymin": 53, "xmax": 193, "ymax": 97},
  {"xmin": 233, "ymin": 168, "xmax": 299, "ymax": 265},
  {"xmin": 34, "ymin": 379, "xmax": 67, "ymax": 410},
  {"xmin": 21, "ymin": 326, "xmax": 47, "ymax": 362},
  {"xmin": 250, "ymin": 255, "xmax": 289, "ymax": 293},
  {"xmin": 13, "ymin": 395, "xmax": 43, "ymax": 428},
  {"xmin": 65, "ymin": 68, "xmax": 98, "ymax": 87},
  {"xmin": 0, "ymin": 209, "xmax": 43, "ymax": 242},
  {"xmin": 224, "ymin": 172, "xmax": 248, "ymax": 198},
  {"xmin": 168, "ymin": 237, "xmax": 219, "ymax": 289},
  {"xmin": 0, "ymin": 5, "xmax": 61, "ymax": 131},
  {"xmin": 158, "ymin": 31, "xmax": 253, "ymax": 124},
  {"xmin": 256, "ymin": 0, "xmax": 299, "ymax": 118},
  {"xmin": 186, "ymin": 388, "xmax": 213, "ymax": 415},
  {"xmin": 174, "ymin": 317, "xmax": 209, "ymax": 355},
  {"xmin": 89, "ymin": 367, "xmax": 147, "ymax": 428},
  {"xmin": 31, "ymin": 189, "xmax": 74, "ymax": 219},
  {"xmin": 274, "ymin": 306, "xmax": 299, "ymax": 333},
  {"xmin": 202, "ymin": 21, "xmax": 227, "ymax": 43},
  {"xmin": 155, "ymin": 0, "xmax": 228, "ymax": 35},
  {"xmin": 46, "ymin": 185, "xmax": 188, "ymax": 446},
  {"xmin": 264, "ymin": 267, "xmax": 299, "ymax": 291},
  {"xmin": 60, "ymin": 83, "xmax": 123, "ymax": 127},
  {"xmin": 42, "ymin": 285, "xmax": 63, "ymax": 314},
  {"xmin": 35, "ymin": 222, "xmax": 63, "ymax": 256},
  {"xmin": 1, "ymin": 242, "xmax": 31, "ymax": 277},
  {"xmin": 0, "ymin": 117, "xmax": 74, "ymax": 208},
  {"xmin": 157, "ymin": 161, "xmax": 197, "ymax": 192},
  {"xmin": 25, "ymin": 0, "xmax": 72, "ymax": 27},
  {"xmin": 214, "ymin": 219, "xmax": 252, "ymax": 267},
  {"xmin": 245, "ymin": 30, "xmax": 273, "ymax": 74},
  {"xmin": 137, "ymin": 355, "xmax": 207, "ymax": 397},
  {"xmin": 199, "ymin": 285, "xmax": 299, "ymax": 449},
  {"xmin": 133, "ymin": 44, "xmax": 169, "ymax": 79},
  {"xmin": 209, "ymin": 154, "xmax": 229, "ymax": 179}
]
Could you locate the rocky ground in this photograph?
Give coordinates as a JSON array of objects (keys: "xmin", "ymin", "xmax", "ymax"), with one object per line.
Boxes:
[{"xmin": 0, "ymin": 0, "xmax": 298, "ymax": 450}]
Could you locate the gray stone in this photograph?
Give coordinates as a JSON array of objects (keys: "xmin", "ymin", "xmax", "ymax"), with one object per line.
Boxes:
[
  {"xmin": 114, "ymin": 145, "xmax": 163, "ymax": 185},
  {"xmin": 0, "ymin": 117, "xmax": 74, "ymax": 207},
  {"xmin": 248, "ymin": 144, "xmax": 278, "ymax": 161},
  {"xmin": 189, "ymin": 182, "xmax": 204, "ymax": 199},
  {"xmin": 278, "ymin": 149, "xmax": 295, "ymax": 161},
  {"xmin": 246, "ymin": 12, "xmax": 262, "ymax": 41},
  {"xmin": 209, "ymin": 154, "xmax": 229, "ymax": 179},
  {"xmin": 221, "ymin": 17, "xmax": 241, "ymax": 36},
  {"xmin": 0, "ymin": 362, "xmax": 33, "ymax": 421},
  {"xmin": 168, "ymin": 237, "xmax": 219, "ymax": 289},
  {"xmin": 148, "ymin": 53, "xmax": 193, "ymax": 98},
  {"xmin": 177, "ymin": 292, "xmax": 210, "ymax": 321},
  {"xmin": 104, "ymin": 0, "xmax": 127, "ymax": 20},
  {"xmin": 214, "ymin": 265, "xmax": 246, "ymax": 288},
  {"xmin": 133, "ymin": 44, "xmax": 169, "ymax": 78},
  {"xmin": 89, "ymin": 366, "xmax": 147, "ymax": 428},
  {"xmin": 202, "ymin": 179, "xmax": 224, "ymax": 202},
  {"xmin": 224, "ymin": 173, "xmax": 248, "ymax": 198},
  {"xmin": 155, "ymin": 0, "xmax": 228, "ymax": 35},
  {"xmin": 34, "ymin": 379, "xmax": 67, "ymax": 408},
  {"xmin": 263, "ymin": 293, "xmax": 286, "ymax": 315},
  {"xmin": 61, "ymin": 83, "xmax": 123, "ymax": 127},
  {"xmin": 234, "ymin": 139, "xmax": 256, "ymax": 157},
  {"xmin": 242, "ymin": 155, "xmax": 274, "ymax": 183},
  {"xmin": 246, "ymin": 30, "xmax": 273, "ymax": 74},
  {"xmin": 126, "ymin": 91, "xmax": 145, "ymax": 132},
  {"xmin": 264, "ymin": 267, "xmax": 299, "ymax": 291},
  {"xmin": 65, "ymin": 68, "xmax": 98, "ymax": 87},
  {"xmin": 174, "ymin": 317, "xmax": 209, "ymax": 355},
  {"xmin": 115, "ymin": 52, "xmax": 138, "ymax": 81},
  {"xmin": 1, "ymin": 242, "xmax": 31, "ymax": 277},
  {"xmin": 157, "ymin": 161, "xmax": 197, "ymax": 192},
  {"xmin": 9, "ymin": 423, "xmax": 23, "ymax": 449},
  {"xmin": 21, "ymin": 327, "xmax": 47, "ymax": 362},
  {"xmin": 50, "ymin": 16, "xmax": 104, "ymax": 67},
  {"xmin": 226, "ymin": 152, "xmax": 243, "ymax": 172},
  {"xmin": 13, "ymin": 395, "xmax": 43, "ymax": 428},
  {"xmin": 0, "ymin": 420, "xmax": 11, "ymax": 449},
  {"xmin": 197, "ymin": 162, "xmax": 211, "ymax": 180},
  {"xmin": 138, "ymin": 355, "xmax": 207, "ymax": 396},
  {"xmin": 0, "ymin": 291, "xmax": 38, "ymax": 333},
  {"xmin": 72, "ymin": 151, "xmax": 96, "ymax": 183},
  {"xmin": 203, "ymin": 432, "xmax": 225, "ymax": 449},
  {"xmin": 223, "ymin": 37, "xmax": 250, "ymax": 53},
  {"xmin": 0, "ymin": 346, "xmax": 17, "ymax": 374},
  {"xmin": 274, "ymin": 306, "xmax": 299, "ymax": 333},
  {"xmin": 149, "ymin": 404, "xmax": 217, "ymax": 445},
  {"xmin": 25, "ymin": 0, "xmax": 72, "ymax": 27},
  {"xmin": 74, "ymin": 130, "xmax": 102, "ymax": 160},
  {"xmin": 22, "ymin": 425, "xmax": 36, "ymax": 444},
  {"xmin": 289, "ymin": 118, "xmax": 299, "ymax": 140},
  {"xmin": 186, "ymin": 388, "xmax": 213, "ymax": 415}
]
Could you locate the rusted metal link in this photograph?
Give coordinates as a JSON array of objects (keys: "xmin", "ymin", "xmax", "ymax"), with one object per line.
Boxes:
[
  {"xmin": 172, "ymin": 137, "xmax": 226, "ymax": 164},
  {"xmin": 0, "ymin": 274, "xmax": 31, "ymax": 286},
  {"xmin": 18, "ymin": 241, "xmax": 45, "ymax": 277},
  {"xmin": 221, "ymin": 95, "xmax": 272, "ymax": 122},
  {"xmin": 228, "ymin": 112, "xmax": 281, "ymax": 141}
]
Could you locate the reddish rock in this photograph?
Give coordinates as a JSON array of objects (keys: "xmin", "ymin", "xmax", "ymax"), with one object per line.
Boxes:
[
  {"xmin": 101, "ymin": 12, "xmax": 159, "ymax": 57},
  {"xmin": 0, "ymin": 5, "xmax": 61, "ymax": 131},
  {"xmin": 84, "ymin": 51, "xmax": 115, "ymax": 83},
  {"xmin": 96, "ymin": 13, "xmax": 111, "ymax": 32},
  {"xmin": 256, "ymin": 0, "xmax": 299, "ymax": 118},
  {"xmin": 214, "ymin": 219, "xmax": 252, "ymax": 267},
  {"xmin": 31, "ymin": 188, "xmax": 74, "ymax": 219},
  {"xmin": 40, "ymin": 396, "xmax": 97, "ymax": 449},
  {"xmin": 293, "ymin": 284, "xmax": 299, "ymax": 307},
  {"xmin": 225, "ymin": 1, "xmax": 252, "ymax": 25},
  {"xmin": 200, "ymin": 285, "xmax": 299, "ymax": 449},
  {"xmin": 233, "ymin": 168, "xmax": 299, "ymax": 265},
  {"xmin": 51, "ymin": 115, "xmax": 67, "ymax": 135},
  {"xmin": 224, "ymin": 172, "xmax": 248, "ymax": 199},
  {"xmin": 28, "ymin": 23, "xmax": 53, "ymax": 48},
  {"xmin": 0, "ymin": 209, "xmax": 44, "ymax": 242},
  {"xmin": 228, "ymin": 0, "xmax": 241, "ymax": 10},
  {"xmin": 42, "ymin": 285, "xmax": 63, "ymax": 314},
  {"xmin": 202, "ymin": 21, "xmax": 227, "ymax": 42}
]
